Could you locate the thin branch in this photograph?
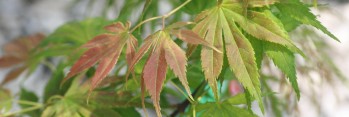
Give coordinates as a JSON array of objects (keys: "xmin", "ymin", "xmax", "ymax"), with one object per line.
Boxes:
[
  {"xmin": 130, "ymin": 16, "xmax": 163, "ymax": 32},
  {"xmin": 163, "ymin": 0, "xmax": 191, "ymax": 18},
  {"xmin": 130, "ymin": 0, "xmax": 192, "ymax": 32},
  {"xmin": 17, "ymin": 100, "xmax": 42, "ymax": 106}
]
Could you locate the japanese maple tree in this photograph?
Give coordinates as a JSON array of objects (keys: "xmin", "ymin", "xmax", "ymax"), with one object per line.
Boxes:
[{"xmin": 0, "ymin": 0, "xmax": 343, "ymax": 117}]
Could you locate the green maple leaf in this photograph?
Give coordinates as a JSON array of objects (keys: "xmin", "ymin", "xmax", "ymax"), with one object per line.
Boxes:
[
  {"xmin": 193, "ymin": 0, "xmax": 304, "ymax": 112},
  {"xmin": 249, "ymin": 36, "xmax": 301, "ymax": 100},
  {"xmin": 265, "ymin": 43, "xmax": 300, "ymax": 99},
  {"xmin": 276, "ymin": 0, "xmax": 340, "ymax": 42}
]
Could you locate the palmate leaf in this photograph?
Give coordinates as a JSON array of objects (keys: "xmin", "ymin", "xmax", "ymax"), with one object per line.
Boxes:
[
  {"xmin": 0, "ymin": 34, "xmax": 44, "ymax": 68},
  {"xmin": 193, "ymin": 8, "xmax": 224, "ymax": 100},
  {"xmin": 249, "ymin": 35, "xmax": 301, "ymax": 100},
  {"xmin": 276, "ymin": 0, "xmax": 340, "ymax": 42},
  {"xmin": 221, "ymin": 9, "xmax": 263, "ymax": 111},
  {"xmin": 193, "ymin": 0, "xmax": 303, "ymax": 112},
  {"xmin": 63, "ymin": 22, "xmax": 137, "ymax": 93},
  {"xmin": 222, "ymin": 5, "xmax": 303, "ymax": 55},
  {"xmin": 42, "ymin": 77, "xmax": 92, "ymax": 117},
  {"xmin": 28, "ymin": 18, "xmax": 112, "ymax": 74},
  {"xmin": 38, "ymin": 18, "xmax": 110, "ymax": 48},
  {"xmin": 126, "ymin": 27, "xmax": 219, "ymax": 116},
  {"xmin": 264, "ymin": 43, "xmax": 300, "ymax": 99},
  {"xmin": 0, "ymin": 33, "xmax": 45, "ymax": 85}
]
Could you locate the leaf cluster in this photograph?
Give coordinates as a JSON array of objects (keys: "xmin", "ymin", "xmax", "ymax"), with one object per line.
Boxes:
[{"xmin": 0, "ymin": 0, "xmax": 341, "ymax": 117}]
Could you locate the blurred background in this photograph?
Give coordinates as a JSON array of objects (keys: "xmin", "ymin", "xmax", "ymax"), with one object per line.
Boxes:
[{"xmin": 0, "ymin": 0, "xmax": 349, "ymax": 117}]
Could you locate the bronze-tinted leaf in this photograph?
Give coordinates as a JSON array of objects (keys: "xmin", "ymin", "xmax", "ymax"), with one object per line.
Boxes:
[
  {"xmin": 89, "ymin": 47, "xmax": 123, "ymax": 91},
  {"xmin": 104, "ymin": 22, "xmax": 128, "ymax": 33},
  {"xmin": 64, "ymin": 42, "xmax": 111, "ymax": 79},
  {"xmin": 3, "ymin": 33, "xmax": 44, "ymax": 57},
  {"xmin": 0, "ymin": 33, "xmax": 44, "ymax": 85},
  {"xmin": 172, "ymin": 30, "xmax": 222, "ymax": 53},
  {"xmin": 0, "ymin": 33, "xmax": 44, "ymax": 68},
  {"xmin": 63, "ymin": 22, "xmax": 138, "ymax": 93},
  {"xmin": 126, "ymin": 36, "xmax": 138, "ymax": 67},
  {"xmin": 142, "ymin": 45, "xmax": 167, "ymax": 117},
  {"xmin": 125, "ymin": 35, "xmax": 154, "ymax": 80},
  {"xmin": 80, "ymin": 34, "xmax": 115, "ymax": 49},
  {"xmin": 164, "ymin": 38, "xmax": 193, "ymax": 100},
  {"xmin": 140, "ymin": 76, "xmax": 148, "ymax": 116},
  {"xmin": 126, "ymin": 31, "xmax": 166, "ymax": 117},
  {"xmin": 0, "ymin": 56, "xmax": 23, "ymax": 68},
  {"xmin": 1, "ymin": 66, "xmax": 26, "ymax": 85},
  {"xmin": 127, "ymin": 31, "xmax": 200, "ymax": 117},
  {"xmin": 166, "ymin": 22, "xmax": 194, "ymax": 30}
]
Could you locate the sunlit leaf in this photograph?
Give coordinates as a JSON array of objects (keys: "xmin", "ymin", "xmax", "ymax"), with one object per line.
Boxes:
[
  {"xmin": 193, "ymin": 2, "xmax": 269, "ymax": 111},
  {"xmin": 222, "ymin": 7, "xmax": 302, "ymax": 55},
  {"xmin": 193, "ymin": 8, "xmax": 224, "ymax": 100},
  {"xmin": 222, "ymin": 8, "xmax": 263, "ymax": 111}
]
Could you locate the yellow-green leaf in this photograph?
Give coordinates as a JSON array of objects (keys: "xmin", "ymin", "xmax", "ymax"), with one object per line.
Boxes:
[
  {"xmin": 222, "ymin": 6, "xmax": 303, "ymax": 56},
  {"xmin": 193, "ymin": 7, "xmax": 224, "ymax": 100},
  {"xmin": 220, "ymin": 8, "xmax": 263, "ymax": 112}
]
